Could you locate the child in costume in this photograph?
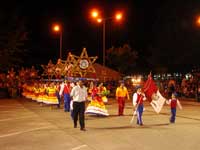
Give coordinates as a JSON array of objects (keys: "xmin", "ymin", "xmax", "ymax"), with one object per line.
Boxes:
[
  {"xmin": 132, "ymin": 86, "xmax": 146, "ymax": 125},
  {"xmin": 166, "ymin": 93, "xmax": 182, "ymax": 123}
]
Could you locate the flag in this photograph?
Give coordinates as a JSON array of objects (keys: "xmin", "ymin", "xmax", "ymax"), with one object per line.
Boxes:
[
  {"xmin": 150, "ymin": 90, "xmax": 166, "ymax": 113},
  {"xmin": 143, "ymin": 73, "xmax": 166, "ymax": 113}
]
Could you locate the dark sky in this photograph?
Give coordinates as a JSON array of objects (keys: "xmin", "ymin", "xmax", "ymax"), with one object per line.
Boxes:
[{"xmin": 8, "ymin": 0, "xmax": 200, "ymax": 70}]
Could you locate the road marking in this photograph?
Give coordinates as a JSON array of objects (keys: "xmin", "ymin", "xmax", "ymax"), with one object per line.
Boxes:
[
  {"xmin": 0, "ymin": 105, "xmax": 24, "ymax": 108},
  {"xmin": 0, "ymin": 116, "xmax": 37, "ymax": 122},
  {"xmin": 0, "ymin": 126, "xmax": 54, "ymax": 138},
  {"xmin": 71, "ymin": 145, "xmax": 88, "ymax": 150},
  {"xmin": 0, "ymin": 110, "xmax": 16, "ymax": 113}
]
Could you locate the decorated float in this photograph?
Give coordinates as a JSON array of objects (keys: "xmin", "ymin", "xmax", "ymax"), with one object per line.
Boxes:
[{"xmin": 41, "ymin": 48, "xmax": 98, "ymax": 81}]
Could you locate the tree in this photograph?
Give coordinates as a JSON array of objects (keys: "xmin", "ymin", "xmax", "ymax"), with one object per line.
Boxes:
[
  {"xmin": 0, "ymin": 8, "xmax": 28, "ymax": 72},
  {"xmin": 106, "ymin": 44, "xmax": 138, "ymax": 75}
]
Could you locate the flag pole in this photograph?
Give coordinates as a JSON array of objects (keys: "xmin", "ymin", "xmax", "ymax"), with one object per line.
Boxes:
[
  {"xmin": 130, "ymin": 72, "xmax": 152, "ymax": 125},
  {"xmin": 130, "ymin": 94, "xmax": 143, "ymax": 125},
  {"xmin": 130, "ymin": 104, "xmax": 138, "ymax": 125}
]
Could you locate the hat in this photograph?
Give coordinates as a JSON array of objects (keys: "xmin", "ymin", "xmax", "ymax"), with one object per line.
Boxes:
[
  {"xmin": 119, "ymin": 80, "xmax": 124, "ymax": 84},
  {"xmin": 64, "ymin": 79, "xmax": 69, "ymax": 83},
  {"xmin": 172, "ymin": 92, "xmax": 178, "ymax": 97},
  {"xmin": 135, "ymin": 85, "xmax": 141, "ymax": 90}
]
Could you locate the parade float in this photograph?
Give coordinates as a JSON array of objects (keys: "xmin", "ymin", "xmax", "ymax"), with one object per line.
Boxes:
[{"xmin": 41, "ymin": 48, "xmax": 98, "ymax": 81}]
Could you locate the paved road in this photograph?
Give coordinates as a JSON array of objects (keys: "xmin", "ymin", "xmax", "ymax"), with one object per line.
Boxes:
[{"xmin": 0, "ymin": 97, "xmax": 200, "ymax": 150}]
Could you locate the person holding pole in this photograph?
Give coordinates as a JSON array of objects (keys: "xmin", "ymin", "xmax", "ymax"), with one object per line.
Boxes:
[{"xmin": 132, "ymin": 86, "xmax": 146, "ymax": 126}]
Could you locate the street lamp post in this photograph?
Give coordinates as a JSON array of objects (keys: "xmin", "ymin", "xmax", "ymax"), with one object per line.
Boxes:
[
  {"xmin": 91, "ymin": 10, "xmax": 123, "ymax": 67},
  {"xmin": 103, "ymin": 19, "xmax": 106, "ymax": 66},
  {"xmin": 53, "ymin": 24, "xmax": 62, "ymax": 59},
  {"xmin": 59, "ymin": 31, "xmax": 62, "ymax": 59}
]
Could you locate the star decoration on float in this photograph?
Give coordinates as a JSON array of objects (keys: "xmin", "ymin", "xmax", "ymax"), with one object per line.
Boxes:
[{"xmin": 73, "ymin": 48, "xmax": 98, "ymax": 77}]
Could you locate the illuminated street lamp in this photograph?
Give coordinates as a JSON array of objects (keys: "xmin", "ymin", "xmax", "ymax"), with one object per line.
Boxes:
[
  {"xmin": 52, "ymin": 24, "xmax": 62, "ymax": 59},
  {"xmin": 90, "ymin": 9, "xmax": 123, "ymax": 66},
  {"xmin": 197, "ymin": 16, "xmax": 200, "ymax": 26}
]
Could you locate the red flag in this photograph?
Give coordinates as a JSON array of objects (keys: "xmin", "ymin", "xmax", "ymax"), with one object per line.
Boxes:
[
  {"xmin": 143, "ymin": 73, "xmax": 166, "ymax": 113},
  {"xmin": 143, "ymin": 74, "xmax": 158, "ymax": 101}
]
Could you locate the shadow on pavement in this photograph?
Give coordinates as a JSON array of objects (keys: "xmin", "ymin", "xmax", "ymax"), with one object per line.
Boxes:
[{"xmin": 89, "ymin": 123, "xmax": 170, "ymax": 130}]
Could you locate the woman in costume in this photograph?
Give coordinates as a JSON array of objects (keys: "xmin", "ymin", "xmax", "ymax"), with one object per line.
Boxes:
[
  {"xmin": 37, "ymin": 83, "xmax": 46, "ymax": 104},
  {"xmin": 85, "ymin": 83, "xmax": 109, "ymax": 116},
  {"xmin": 43, "ymin": 82, "xmax": 59, "ymax": 108}
]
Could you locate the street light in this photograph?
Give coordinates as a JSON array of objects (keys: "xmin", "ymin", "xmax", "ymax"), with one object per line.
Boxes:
[
  {"xmin": 90, "ymin": 9, "xmax": 123, "ymax": 66},
  {"xmin": 52, "ymin": 24, "xmax": 62, "ymax": 59},
  {"xmin": 197, "ymin": 16, "xmax": 200, "ymax": 26}
]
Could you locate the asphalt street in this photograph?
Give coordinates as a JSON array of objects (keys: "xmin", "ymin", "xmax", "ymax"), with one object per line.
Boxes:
[{"xmin": 0, "ymin": 97, "xmax": 200, "ymax": 150}]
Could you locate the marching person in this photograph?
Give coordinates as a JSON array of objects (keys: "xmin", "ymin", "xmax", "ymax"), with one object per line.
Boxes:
[
  {"xmin": 132, "ymin": 86, "xmax": 146, "ymax": 126},
  {"xmin": 166, "ymin": 92, "xmax": 182, "ymax": 123},
  {"xmin": 60, "ymin": 80, "xmax": 71, "ymax": 112},
  {"xmin": 116, "ymin": 81, "xmax": 130, "ymax": 116},
  {"xmin": 56, "ymin": 82, "xmax": 61, "ymax": 108},
  {"xmin": 69, "ymin": 82, "xmax": 76, "ymax": 120},
  {"xmin": 85, "ymin": 82, "xmax": 109, "ymax": 116},
  {"xmin": 70, "ymin": 80, "xmax": 88, "ymax": 131}
]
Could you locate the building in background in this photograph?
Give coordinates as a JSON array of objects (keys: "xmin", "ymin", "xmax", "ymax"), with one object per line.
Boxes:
[{"xmin": 86, "ymin": 63, "xmax": 121, "ymax": 82}]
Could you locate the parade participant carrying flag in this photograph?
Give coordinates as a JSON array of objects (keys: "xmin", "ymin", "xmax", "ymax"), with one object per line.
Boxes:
[
  {"xmin": 143, "ymin": 72, "xmax": 166, "ymax": 113},
  {"xmin": 131, "ymin": 86, "xmax": 146, "ymax": 125}
]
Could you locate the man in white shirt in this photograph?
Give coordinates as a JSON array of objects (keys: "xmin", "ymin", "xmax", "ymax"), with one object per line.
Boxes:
[{"xmin": 70, "ymin": 80, "xmax": 88, "ymax": 131}]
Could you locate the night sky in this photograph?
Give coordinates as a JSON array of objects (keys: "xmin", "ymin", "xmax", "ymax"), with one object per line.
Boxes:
[{"xmin": 5, "ymin": 0, "xmax": 200, "ymax": 71}]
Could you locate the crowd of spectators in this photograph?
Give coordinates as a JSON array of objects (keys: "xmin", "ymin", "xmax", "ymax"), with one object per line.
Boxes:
[{"xmin": 157, "ymin": 77, "xmax": 200, "ymax": 99}]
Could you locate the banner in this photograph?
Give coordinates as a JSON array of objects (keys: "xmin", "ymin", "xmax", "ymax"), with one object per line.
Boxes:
[
  {"xmin": 41, "ymin": 77, "xmax": 99, "ymax": 82},
  {"xmin": 143, "ymin": 74, "xmax": 166, "ymax": 113},
  {"xmin": 150, "ymin": 90, "xmax": 166, "ymax": 113}
]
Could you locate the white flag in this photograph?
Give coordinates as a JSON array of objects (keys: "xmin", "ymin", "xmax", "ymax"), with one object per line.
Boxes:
[{"xmin": 150, "ymin": 90, "xmax": 166, "ymax": 113}]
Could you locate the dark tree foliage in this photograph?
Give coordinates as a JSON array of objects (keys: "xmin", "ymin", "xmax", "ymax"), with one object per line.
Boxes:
[
  {"xmin": 0, "ymin": 7, "xmax": 28, "ymax": 72},
  {"xmin": 106, "ymin": 44, "xmax": 138, "ymax": 75},
  {"xmin": 144, "ymin": 1, "xmax": 200, "ymax": 73}
]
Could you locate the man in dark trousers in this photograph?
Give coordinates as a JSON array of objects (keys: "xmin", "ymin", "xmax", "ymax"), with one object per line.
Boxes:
[{"xmin": 70, "ymin": 80, "xmax": 88, "ymax": 131}]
